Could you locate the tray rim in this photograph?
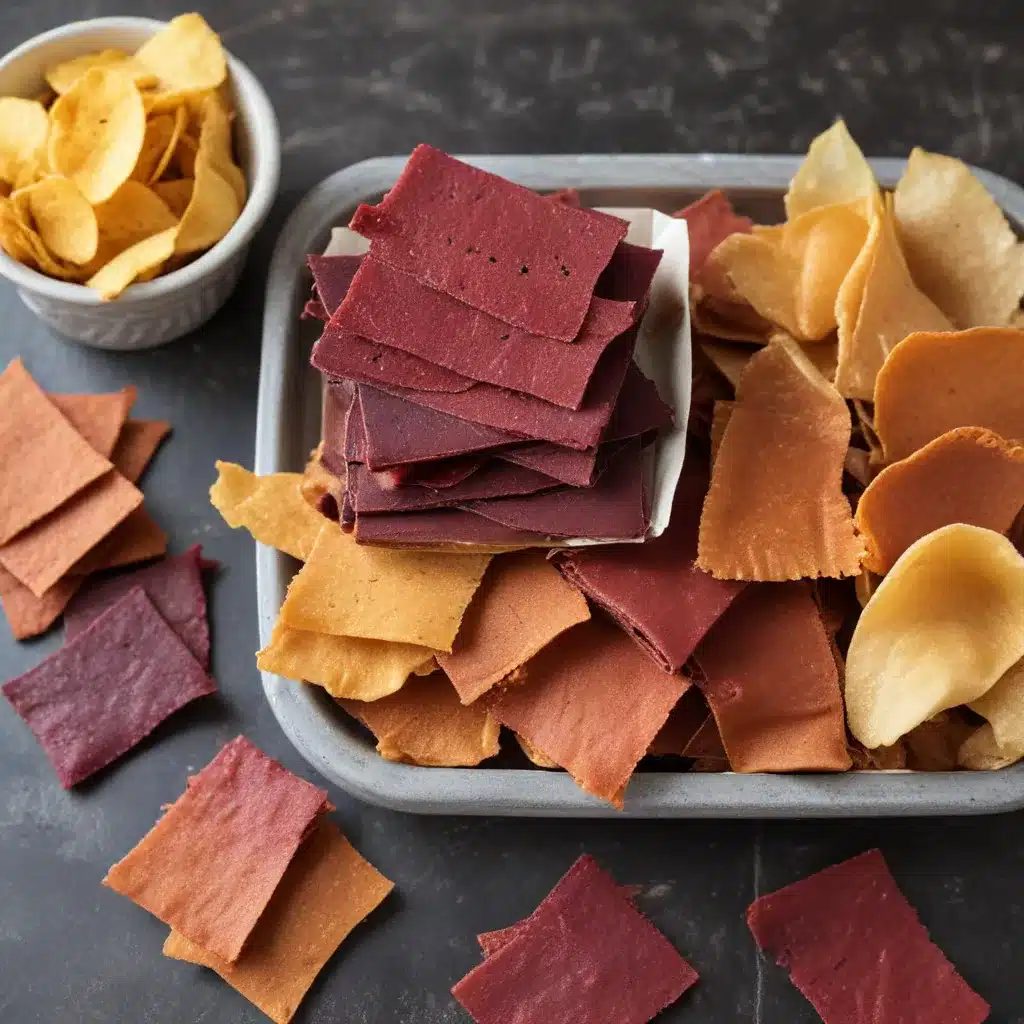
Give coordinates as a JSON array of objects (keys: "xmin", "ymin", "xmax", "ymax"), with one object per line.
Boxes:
[{"xmin": 256, "ymin": 152, "xmax": 1024, "ymax": 818}]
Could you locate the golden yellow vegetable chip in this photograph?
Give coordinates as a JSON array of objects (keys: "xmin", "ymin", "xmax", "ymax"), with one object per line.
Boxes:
[
  {"xmin": 131, "ymin": 109, "xmax": 184, "ymax": 184},
  {"xmin": 0, "ymin": 97, "xmax": 48, "ymax": 185},
  {"xmin": 86, "ymin": 225, "xmax": 177, "ymax": 299},
  {"xmin": 47, "ymin": 67, "xmax": 146, "ymax": 204},
  {"xmin": 142, "ymin": 87, "xmax": 210, "ymax": 118},
  {"xmin": 44, "ymin": 49, "xmax": 158, "ymax": 94},
  {"xmin": 152, "ymin": 178, "xmax": 193, "ymax": 219},
  {"xmin": 279, "ymin": 522, "xmax": 491, "ymax": 652},
  {"xmin": 209, "ymin": 462, "xmax": 324, "ymax": 562},
  {"xmin": 257, "ymin": 617, "xmax": 436, "ymax": 701},
  {"xmin": 785, "ymin": 120, "xmax": 880, "ymax": 219},
  {"xmin": 134, "ymin": 14, "xmax": 227, "ymax": 92},
  {"xmin": 13, "ymin": 177, "xmax": 98, "ymax": 265},
  {"xmin": 0, "ymin": 196, "xmax": 84, "ymax": 280},
  {"xmin": 894, "ymin": 148, "xmax": 1024, "ymax": 328},
  {"xmin": 195, "ymin": 92, "xmax": 246, "ymax": 207},
  {"xmin": 845, "ymin": 524, "xmax": 1024, "ymax": 748},
  {"xmin": 960, "ymin": 657, "xmax": 1024, "ymax": 770}
]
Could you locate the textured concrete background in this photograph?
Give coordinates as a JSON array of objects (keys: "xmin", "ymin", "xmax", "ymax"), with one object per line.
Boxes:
[{"xmin": 0, "ymin": 2, "xmax": 1022, "ymax": 1022}]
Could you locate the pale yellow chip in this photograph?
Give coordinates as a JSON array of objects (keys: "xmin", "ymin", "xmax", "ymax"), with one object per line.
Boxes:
[
  {"xmin": 834, "ymin": 193, "xmax": 953, "ymax": 400},
  {"xmin": 257, "ymin": 617, "xmax": 436, "ymax": 701},
  {"xmin": 0, "ymin": 97, "xmax": 48, "ymax": 185},
  {"xmin": 131, "ymin": 108, "xmax": 185, "ymax": 184},
  {"xmin": 135, "ymin": 14, "xmax": 227, "ymax": 91},
  {"xmin": 0, "ymin": 196, "xmax": 85, "ymax": 280},
  {"xmin": 141, "ymin": 87, "xmax": 211, "ymax": 118},
  {"xmin": 279, "ymin": 522, "xmax": 491, "ymax": 652},
  {"xmin": 86, "ymin": 225, "xmax": 177, "ymax": 299},
  {"xmin": 960, "ymin": 655, "xmax": 1024, "ymax": 770},
  {"xmin": 47, "ymin": 67, "xmax": 146, "ymax": 204},
  {"xmin": 45, "ymin": 49, "xmax": 158, "ymax": 94},
  {"xmin": 152, "ymin": 178, "xmax": 194, "ymax": 219},
  {"xmin": 12, "ymin": 177, "xmax": 98, "ymax": 264},
  {"xmin": 174, "ymin": 132, "xmax": 198, "ymax": 177},
  {"xmin": 195, "ymin": 92, "xmax": 246, "ymax": 207},
  {"xmin": 785, "ymin": 120, "xmax": 880, "ymax": 219},
  {"xmin": 894, "ymin": 148, "xmax": 1024, "ymax": 328},
  {"xmin": 845, "ymin": 524, "xmax": 1024, "ymax": 748},
  {"xmin": 209, "ymin": 462, "xmax": 325, "ymax": 562}
]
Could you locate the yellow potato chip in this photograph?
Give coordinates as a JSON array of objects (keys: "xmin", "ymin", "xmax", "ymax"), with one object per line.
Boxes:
[
  {"xmin": 135, "ymin": 14, "xmax": 227, "ymax": 91},
  {"xmin": 960, "ymin": 656, "xmax": 1024, "ymax": 769},
  {"xmin": 517, "ymin": 734, "xmax": 558, "ymax": 768},
  {"xmin": 873, "ymin": 327, "xmax": 1024, "ymax": 463},
  {"xmin": 339, "ymin": 672, "xmax": 500, "ymax": 767},
  {"xmin": 0, "ymin": 97, "xmax": 48, "ymax": 185},
  {"xmin": 257, "ymin": 617, "xmax": 436, "ymax": 701},
  {"xmin": 834, "ymin": 194, "xmax": 953, "ymax": 400},
  {"xmin": 47, "ymin": 67, "xmax": 146, "ymax": 204},
  {"xmin": 174, "ymin": 152, "xmax": 238, "ymax": 256},
  {"xmin": 279, "ymin": 522, "xmax": 491, "ymax": 652},
  {"xmin": 785, "ymin": 120, "xmax": 880, "ymax": 219},
  {"xmin": 854, "ymin": 569, "xmax": 880, "ymax": 609},
  {"xmin": 195, "ymin": 92, "xmax": 246, "ymax": 207},
  {"xmin": 86, "ymin": 225, "xmax": 177, "ymax": 300},
  {"xmin": 846, "ymin": 524, "xmax": 1024, "ymax": 748},
  {"xmin": 894, "ymin": 148, "xmax": 1024, "ymax": 329},
  {"xmin": 131, "ymin": 109, "xmax": 184, "ymax": 184},
  {"xmin": 173, "ymin": 132, "xmax": 198, "ymax": 177},
  {"xmin": 12, "ymin": 177, "xmax": 98, "ymax": 264},
  {"xmin": 0, "ymin": 196, "xmax": 85, "ymax": 280},
  {"xmin": 45, "ymin": 49, "xmax": 158, "ymax": 94},
  {"xmin": 151, "ymin": 177, "xmax": 194, "ymax": 219},
  {"xmin": 141, "ymin": 87, "xmax": 210, "ymax": 118},
  {"xmin": 209, "ymin": 462, "xmax": 325, "ymax": 562}
]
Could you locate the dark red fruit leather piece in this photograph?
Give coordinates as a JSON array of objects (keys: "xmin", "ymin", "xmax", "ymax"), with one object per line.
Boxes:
[
  {"xmin": 349, "ymin": 144, "xmax": 628, "ymax": 342},
  {"xmin": 3, "ymin": 586, "xmax": 216, "ymax": 787},
  {"xmin": 452, "ymin": 854, "xmax": 698, "ymax": 1024},
  {"xmin": 64, "ymin": 545, "xmax": 211, "ymax": 668},
  {"xmin": 594, "ymin": 242, "xmax": 664, "ymax": 304},
  {"xmin": 499, "ymin": 442, "xmax": 599, "ymax": 487},
  {"xmin": 553, "ymin": 457, "xmax": 743, "ymax": 670},
  {"xmin": 602, "ymin": 363, "xmax": 674, "ymax": 442},
  {"xmin": 354, "ymin": 507, "xmax": 545, "ymax": 547},
  {"xmin": 747, "ymin": 849, "xmax": 990, "ymax": 1024},
  {"xmin": 673, "ymin": 190, "xmax": 753, "ymax": 283},
  {"xmin": 546, "ymin": 188, "xmax": 581, "ymax": 207},
  {"xmin": 307, "ymin": 254, "xmax": 363, "ymax": 317},
  {"xmin": 385, "ymin": 456, "xmax": 486, "ymax": 489}
]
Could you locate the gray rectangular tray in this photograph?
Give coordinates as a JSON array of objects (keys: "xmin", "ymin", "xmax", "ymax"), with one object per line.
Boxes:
[{"xmin": 256, "ymin": 153, "xmax": 1024, "ymax": 817}]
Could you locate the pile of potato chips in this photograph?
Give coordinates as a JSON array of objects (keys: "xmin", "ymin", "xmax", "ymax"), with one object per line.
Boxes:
[{"xmin": 0, "ymin": 13, "xmax": 245, "ymax": 299}]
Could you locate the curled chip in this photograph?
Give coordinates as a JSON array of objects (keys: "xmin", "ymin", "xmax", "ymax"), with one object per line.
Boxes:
[
  {"xmin": 707, "ymin": 200, "xmax": 872, "ymax": 342},
  {"xmin": 258, "ymin": 618, "xmax": 435, "ymax": 701},
  {"xmin": 856, "ymin": 427, "xmax": 1024, "ymax": 574},
  {"xmin": 87, "ymin": 179, "xmax": 179, "ymax": 274},
  {"xmin": 45, "ymin": 49, "xmax": 158, "ymax": 94},
  {"xmin": 894, "ymin": 147, "xmax": 1024, "ymax": 328},
  {"xmin": 132, "ymin": 108, "xmax": 186, "ymax": 184},
  {"xmin": 960, "ymin": 656, "xmax": 1024, "ymax": 770},
  {"xmin": 47, "ymin": 67, "xmax": 146, "ymax": 204},
  {"xmin": 173, "ymin": 113, "xmax": 240, "ymax": 256},
  {"xmin": 210, "ymin": 462, "xmax": 325, "ymax": 562},
  {"xmin": 152, "ymin": 177, "xmax": 193, "ymax": 218},
  {"xmin": 0, "ymin": 97, "xmax": 48, "ymax": 185},
  {"xmin": 697, "ymin": 336, "xmax": 863, "ymax": 580},
  {"xmin": 195, "ymin": 92, "xmax": 246, "ymax": 207},
  {"xmin": 834, "ymin": 193, "xmax": 952, "ymax": 400},
  {"xmin": 340, "ymin": 672, "xmax": 500, "ymax": 767},
  {"xmin": 874, "ymin": 327, "xmax": 1024, "ymax": 462},
  {"xmin": 784, "ymin": 119, "xmax": 880, "ymax": 218},
  {"xmin": 87, "ymin": 225, "xmax": 177, "ymax": 299},
  {"xmin": 0, "ymin": 196, "xmax": 85, "ymax": 280},
  {"xmin": 846, "ymin": 524, "xmax": 1024, "ymax": 748},
  {"xmin": 13, "ymin": 177, "xmax": 98, "ymax": 265},
  {"xmin": 134, "ymin": 14, "xmax": 227, "ymax": 91}
]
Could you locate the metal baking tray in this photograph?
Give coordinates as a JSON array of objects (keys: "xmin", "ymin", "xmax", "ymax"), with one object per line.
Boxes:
[{"xmin": 256, "ymin": 153, "xmax": 1024, "ymax": 817}]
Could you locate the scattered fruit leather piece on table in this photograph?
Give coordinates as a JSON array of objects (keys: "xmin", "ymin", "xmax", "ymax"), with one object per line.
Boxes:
[
  {"xmin": 747, "ymin": 849, "xmax": 990, "ymax": 1024},
  {"xmin": 350, "ymin": 144, "xmax": 628, "ymax": 342},
  {"xmin": 0, "ymin": 568, "xmax": 82, "ymax": 641},
  {"xmin": 452, "ymin": 854, "xmax": 698, "ymax": 1024},
  {"xmin": 163, "ymin": 820, "xmax": 393, "ymax": 1024},
  {"xmin": 2, "ymin": 586, "xmax": 215, "ymax": 787},
  {"xmin": 110, "ymin": 418, "xmax": 171, "ymax": 483},
  {"xmin": 70, "ymin": 505, "xmax": 167, "ymax": 575},
  {"xmin": 64, "ymin": 544, "xmax": 212, "ymax": 668},
  {"xmin": 104, "ymin": 736, "xmax": 329, "ymax": 964},
  {"xmin": 49, "ymin": 386, "xmax": 136, "ymax": 457}
]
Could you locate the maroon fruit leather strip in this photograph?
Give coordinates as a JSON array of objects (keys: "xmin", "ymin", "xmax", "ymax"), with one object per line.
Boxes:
[
  {"xmin": 332, "ymin": 255, "xmax": 635, "ymax": 410},
  {"xmin": 384, "ymin": 456, "xmax": 486, "ymax": 489},
  {"xmin": 453, "ymin": 854, "xmax": 698, "ymax": 1024},
  {"xmin": 594, "ymin": 241, "xmax": 664, "ymax": 304},
  {"xmin": 354, "ymin": 507, "xmax": 545, "ymax": 547},
  {"xmin": 674, "ymin": 190, "xmax": 753, "ymax": 284},
  {"xmin": 3, "ymin": 586, "xmax": 216, "ymax": 788},
  {"xmin": 545, "ymin": 187, "xmax": 580, "ymax": 207},
  {"xmin": 307, "ymin": 254, "xmax": 363, "ymax": 316},
  {"xmin": 64, "ymin": 545, "xmax": 211, "ymax": 669},
  {"xmin": 499, "ymin": 442, "xmax": 599, "ymax": 487},
  {"xmin": 552, "ymin": 457, "xmax": 743, "ymax": 671},
  {"xmin": 747, "ymin": 849, "xmax": 989, "ymax": 1024},
  {"xmin": 602, "ymin": 363, "xmax": 675, "ymax": 442},
  {"xmin": 350, "ymin": 145, "xmax": 628, "ymax": 342}
]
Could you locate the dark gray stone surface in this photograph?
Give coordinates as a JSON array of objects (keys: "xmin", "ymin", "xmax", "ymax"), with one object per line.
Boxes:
[{"xmin": 1, "ymin": 1, "xmax": 1022, "ymax": 1021}]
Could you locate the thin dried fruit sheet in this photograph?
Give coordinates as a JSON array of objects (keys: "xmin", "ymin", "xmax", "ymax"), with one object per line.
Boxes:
[
  {"xmin": 350, "ymin": 144, "xmax": 628, "ymax": 342},
  {"xmin": 71, "ymin": 505, "xmax": 167, "ymax": 575},
  {"xmin": 747, "ymin": 849, "xmax": 989, "ymax": 1024},
  {"xmin": 163, "ymin": 820, "xmax": 392, "ymax": 1024},
  {"xmin": 2, "ymin": 586, "xmax": 215, "ymax": 787},
  {"xmin": 483, "ymin": 617, "xmax": 689, "ymax": 806},
  {"xmin": 697, "ymin": 336, "xmax": 863, "ymax": 580},
  {"xmin": 0, "ymin": 567, "xmax": 81, "ymax": 641},
  {"xmin": 48, "ymin": 387, "xmax": 136, "ymax": 457},
  {"xmin": 437, "ymin": 551, "xmax": 590, "ymax": 703},
  {"xmin": 453, "ymin": 854, "xmax": 698, "ymax": 1024},
  {"xmin": 110, "ymin": 418, "xmax": 171, "ymax": 483},
  {"xmin": 674, "ymin": 189, "xmax": 753, "ymax": 285},
  {"xmin": 104, "ymin": 736, "xmax": 328, "ymax": 963}
]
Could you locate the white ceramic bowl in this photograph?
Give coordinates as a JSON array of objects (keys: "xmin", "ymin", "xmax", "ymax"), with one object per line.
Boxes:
[{"xmin": 0, "ymin": 17, "xmax": 281, "ymax": 349}]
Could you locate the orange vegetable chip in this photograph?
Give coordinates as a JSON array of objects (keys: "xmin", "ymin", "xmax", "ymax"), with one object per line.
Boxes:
[
  {"xmin": 697, "ymin": 336, "xmax": 863, "ymax": 580},
  {"xmin": 340, "ymin": 672, "xmax": 500, "ymax": 766},
  {"xmin": 856, "ymin": 427, "xmax": 1024, "ymax": 574},
  {"xmin": 874, "ymin": 327, "xmax": 1024, "ymax": 462}
]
